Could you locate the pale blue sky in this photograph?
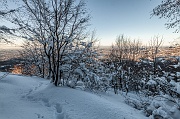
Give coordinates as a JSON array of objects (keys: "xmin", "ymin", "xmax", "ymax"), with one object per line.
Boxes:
[
  {"xmin": 85, "ymin": 0, "xmax": 180, "ymax": 46},
  {"xmin": 1, "ymin": 0, "xmax": 179, "ymax": 49}
]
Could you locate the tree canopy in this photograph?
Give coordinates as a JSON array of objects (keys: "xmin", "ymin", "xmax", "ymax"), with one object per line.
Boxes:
[{"xmin": 152, "ymin": 0, "xmax": 180, "ymax": 32}]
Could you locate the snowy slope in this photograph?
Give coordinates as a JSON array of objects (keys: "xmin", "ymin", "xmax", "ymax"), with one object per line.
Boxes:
[
  {"xmin": 0, "ymin": 72, "xmax": 147, "ymax": 119},
  {"xmin": 0, "ymin": 73, "xmax": 54, "ymax": 119}
]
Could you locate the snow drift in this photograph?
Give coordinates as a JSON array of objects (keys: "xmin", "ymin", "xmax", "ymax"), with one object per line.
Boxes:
[{"xmin": 0, "ymin": 72, "xmax": 147, "ymax": 119}]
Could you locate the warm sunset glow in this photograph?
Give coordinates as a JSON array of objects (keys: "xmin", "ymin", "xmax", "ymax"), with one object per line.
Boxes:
[{"xmin": 11, "ymin": 64, "xmax": 23, "ymax": 74}]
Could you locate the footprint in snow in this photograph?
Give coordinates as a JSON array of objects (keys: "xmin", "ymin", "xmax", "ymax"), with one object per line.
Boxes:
[
  {"xmin": 35, "ymin": 113, "xmax": 44, "ymax": 118},
  {"xmin": 54, "ymin": 103, "xmax": 65, "ymax": 119},
  {"xmin": 42, "ymin": 98, "xmax": 50, "ymax": 107}
]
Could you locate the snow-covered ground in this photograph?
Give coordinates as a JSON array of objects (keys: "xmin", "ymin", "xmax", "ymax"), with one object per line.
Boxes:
[{"xmin": 0, "ymin": 72, "xmax": 147, "ymax": 119}]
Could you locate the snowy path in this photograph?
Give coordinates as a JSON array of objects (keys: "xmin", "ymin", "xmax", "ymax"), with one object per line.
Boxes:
[
  {"xmin": 28, "ymin": 83, "xmax": 148, "ymax": 119},
  {"xmin": 0, "ymin": 74, "xmax": 54, "ymax": 119},
  {"xmin": 0, "ymin": 73, "xmax": 148, "ymax": 119}
]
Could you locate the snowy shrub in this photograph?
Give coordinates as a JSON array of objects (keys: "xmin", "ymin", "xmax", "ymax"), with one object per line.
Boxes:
[
  {"xmin": 83, "ymin": 72, "xmax": 110, "ymax": 92},
  {"xmin": 167, "ymin": 75, "xmax": 175, "ymax": 81},
  {"xmin": 67, "ymin": 80, "xmax": 76, "ymax": 88},
  {"xmin": 145, "ymin": 78, "xmax": 159, "ymax": 96},
  {"xmin": 124, "ymin": 97, "xmax": 144, "ymax": 110},
  {"xmin": 152, "ymin": 107, "xmax": 171, "ymax": 119},
  {"xmin": 145, "ymin": 105, "xmax": 155, "ymax": 117},
  {"xmin": 143, "ymin": 95, "xmax": 180, "ymax": 119},
  {"xmin": 76, "ymin": 80, "xmax": 84, "ymax": 86},
  {"xmin": 176, "ymin": 72, "xmax": 180, "ymax": 79},
  {"xmin": 144, "ymin": 99, "xmax": 165, "ymax": 117},
  {"xmin": 75, "ymin": 81, "xmax": 85, "ymax": 90},
  {"xmin": 98, "ymin": 78, "xmax": 110, "ymax": 92}
]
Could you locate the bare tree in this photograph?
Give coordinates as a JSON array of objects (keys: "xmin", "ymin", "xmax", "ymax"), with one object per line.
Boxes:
[
  {"xmin": 109, "ymin": 35, "xmax": 142, "ymax": 62},
  {"xmin": 116, "ymin": 35, "xmax": 124, "ymax": 62},
  {"xmin": 107, "ymin": 35, "xmax": 143, "ymax": 94},
  {"xmin": 6, "ymin": 0, "xmax": 89, "ymax": 86},
  {"xmin": 149, "ymin": 36, "xmax": 163, "ymax": 76},
  {"xmin": 20, "ymin": 40, "xmax": 47, "ymax": 78},
  {"xmin": 109, "ymin": 35, "xmax": 128, "ymax": 62}
]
